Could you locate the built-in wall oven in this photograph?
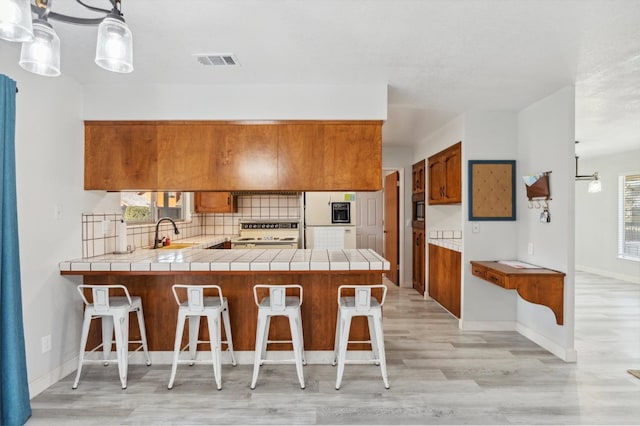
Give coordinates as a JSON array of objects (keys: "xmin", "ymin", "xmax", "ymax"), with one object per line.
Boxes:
[{"xmin": 331, "ymin": 202, "xmax": 351, "ymax": 224}]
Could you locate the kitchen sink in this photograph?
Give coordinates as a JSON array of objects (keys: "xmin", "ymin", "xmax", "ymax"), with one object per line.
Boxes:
[{"xmin": 156, "ymin": 243, "xmax": 198, "ymax": 249}]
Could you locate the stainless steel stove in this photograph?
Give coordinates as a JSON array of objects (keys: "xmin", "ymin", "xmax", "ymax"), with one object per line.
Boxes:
[{"xmin": 230, "ymin": 220, "xmax": 300, "ymax": 249}]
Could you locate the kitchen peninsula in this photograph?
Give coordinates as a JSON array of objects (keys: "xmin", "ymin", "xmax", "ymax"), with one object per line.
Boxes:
[{"xmin": 60, "ymin": 248, "xmax": 390, "ymax": 352}]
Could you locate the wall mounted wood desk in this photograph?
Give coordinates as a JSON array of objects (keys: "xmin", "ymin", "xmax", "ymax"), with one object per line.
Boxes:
[{"xmin": 470, "ymin": 260, "xmax": 565, "ymax": 325}]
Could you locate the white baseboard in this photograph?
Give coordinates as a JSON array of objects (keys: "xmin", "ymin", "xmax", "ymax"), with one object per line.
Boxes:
[
  {"xmin": 516, "ymin": 323, "xmax": 577, "ymax": 362},
  {"xmin": 459, "ymin": 320, "xmax": 577, "ymax": 362},
  {"xmin": 29, "ymin": 356, "xmax": 79, "ymax": 399},
  {"xmin": 459, "ymin": 320, "xmax": 516, "ymax": 331},
  {"xmin": 576, "ymin": 264, "xmax": 640, "ymax": 284}
]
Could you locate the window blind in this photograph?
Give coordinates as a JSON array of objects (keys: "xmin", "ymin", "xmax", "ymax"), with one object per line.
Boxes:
[{"xmin": 618, "ymin": 173, "xmax": 640, "ymax": 260}]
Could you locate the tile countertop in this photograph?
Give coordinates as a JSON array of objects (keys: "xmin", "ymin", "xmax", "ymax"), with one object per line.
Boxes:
[
  {"xmin": 427, "ymin": 230, "xmax": 462, "ymax": 253},
  {"xmin": 59, "ymin": 243, "xmax": 391, "ymax": 273}
]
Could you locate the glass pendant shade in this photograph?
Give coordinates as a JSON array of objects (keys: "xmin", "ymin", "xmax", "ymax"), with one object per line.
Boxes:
[
  {"xmin": 19, "ymin": 20, "xmax": 61, "ymax": 77},
  {"xmin": 0, "ymin": 0, "xmax": 34, "ymax": 42},
  {"xmin": 588, "ymin": 178, "xmax": 602, "ymax": 193},
  {"xmin": 95, "ymin": 17, "xmax": 133, "ymax": 73}
]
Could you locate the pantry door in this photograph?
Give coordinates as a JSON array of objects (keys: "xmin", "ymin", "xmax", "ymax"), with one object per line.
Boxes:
[{"xmin": 384, "ymin": 171, "xmax": 399, "ymax": 285}]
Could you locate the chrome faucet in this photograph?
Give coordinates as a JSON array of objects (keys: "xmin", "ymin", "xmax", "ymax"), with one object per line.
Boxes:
[{"xmin": 153, "ymin": 217, "xmax": 180, "ymax": 249}]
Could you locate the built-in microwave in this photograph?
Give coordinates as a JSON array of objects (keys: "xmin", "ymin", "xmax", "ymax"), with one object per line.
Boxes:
[
  {"xmin": 414, "ymin": 200, "xmax": 425, "ymax": 222},
  {"xmin": 331, "ymin": 202, "xmax": 351, "ymax": 224}
]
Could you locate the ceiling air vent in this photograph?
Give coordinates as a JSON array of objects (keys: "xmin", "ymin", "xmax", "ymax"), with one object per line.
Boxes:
[{"xmin": 195, "ymin": 54, "xmax": 239, "ymax": 67}]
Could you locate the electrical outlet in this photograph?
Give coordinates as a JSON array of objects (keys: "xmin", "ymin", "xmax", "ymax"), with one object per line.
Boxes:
[
  {"xmin": 472, "ymin": 223, "xmax": 480, "ymax": 233},
  {"xmin": 528, "ymin": 242, "xmax": 534, "ymax": 255},
  {"xmin": 41, "ymin": 335, "xmax": 51, "ymax": 353}
]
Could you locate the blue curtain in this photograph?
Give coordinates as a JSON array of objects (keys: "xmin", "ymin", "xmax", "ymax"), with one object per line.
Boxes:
[{"xmin": 0, "ymin": 75, "xmax": 31, "ymax": 425}]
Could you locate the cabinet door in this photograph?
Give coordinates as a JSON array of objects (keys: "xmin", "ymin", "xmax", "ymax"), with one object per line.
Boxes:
[
  {"xmin": 194, "ymin": 192, "xmax": 237, "ymax": 213},
  {"xmin": 323, "ymin": 123, "xmax": 382, "ymax": 190},
  {"xmin": 157, "ymin": 123, "xmax": 220, "ymax": 190},
  {"xmin": 428, "ymin": 244, "xmax": 461, "ymax": 318},
  {"xmin": 278, "ymin": 124, "xmax": 325, "ymax": 190},
  {"xmin": 442, "ymin": 142, "xmax": 462, "ymax": 203},
  {"xmin": 412, "ymin": 159, "xmax": 425, "ymax": 194},
  {"xmin": 413, "ymin": 229, "xmax": 425, "ymax": 295},
  {"xmin": 215, "ymin": 124, "xmax": 279, "ymax": 190},
  {"xmin": 427, "ymin": 141, "xmax": 461, "ymax": 205},
  {"xmin": 427, "ymin": 157, "xmax": 445, "ymax": 204},
  {"xmin": 85, "ymin": 122, "xmax": 157, "ymax": 190}
]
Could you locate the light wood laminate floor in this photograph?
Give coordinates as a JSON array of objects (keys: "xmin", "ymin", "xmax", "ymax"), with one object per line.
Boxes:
[{"xmin": 28, "ymin": 271, "xmax": 640, "ymax": 425}]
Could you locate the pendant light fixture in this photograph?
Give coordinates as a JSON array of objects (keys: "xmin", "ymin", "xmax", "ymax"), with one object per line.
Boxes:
[
  {"xmin": 0, "ymin": 0, "xmax": 133, "ymax": 77},
  {"xmin": 0, "ymin": 0, "xmax": 34, "ymax": 41}
]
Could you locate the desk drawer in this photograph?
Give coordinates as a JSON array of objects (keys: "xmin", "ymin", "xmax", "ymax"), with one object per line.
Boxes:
[
  {"xmin": 471, "ymin": 264, "xmax": 487, "ymax": 279},
  {"xmin": 485, "ymin": 270, "xmax": 506, "ymax": 287}
]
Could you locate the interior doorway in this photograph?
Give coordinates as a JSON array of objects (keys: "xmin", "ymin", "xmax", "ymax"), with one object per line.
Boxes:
[
  {"xmin": 355, "ymin": 191, "xmax": 384, "ymax": 254},
  {"xmin": 356, "ymin": 168, "xmax": 404, "ymax": 286},
  {"xmin": 384, "ymin": 171, "xmax": 400, "ymax": 284}
]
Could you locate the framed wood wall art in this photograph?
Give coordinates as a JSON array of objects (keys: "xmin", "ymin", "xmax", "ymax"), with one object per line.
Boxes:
[{"xmin": 468, "ymin": 160, "xmax": 516, "ymax": 221}]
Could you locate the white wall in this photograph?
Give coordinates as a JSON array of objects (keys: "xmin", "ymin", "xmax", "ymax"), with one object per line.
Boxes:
[
  {"xmin": 422, "ymin": 90, "xmax": 576, "ymax": 361},
  {"xmin": 1, "ymin": 45, "xmax": 121, "ymax": 397},
  {"xmin": 83, "ymin": 84, "xmax": 387, "ymax": 120},
  {"xmin": 575, "ymin": 149, "xmax": 640, "ymax": 282},
  {"xmin": 516, "ymin": 87, "xmax": 576, "ymax": 361},
  {"xmin": 461, "ymin": 111, "xmax": 519, "ymax": 327},
  {"xmin": 382, "ymin": 145, "xmax": 413, "ymax": 287}
]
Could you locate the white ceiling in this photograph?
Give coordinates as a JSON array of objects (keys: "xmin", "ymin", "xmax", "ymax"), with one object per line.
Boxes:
[{"xmin": 15, "ymin": 0, "xmax": 640, "ymax": 157}]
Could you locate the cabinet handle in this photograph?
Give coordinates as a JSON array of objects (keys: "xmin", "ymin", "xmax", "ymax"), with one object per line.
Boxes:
[{"xmin": 227, "ymin": 196, "xmax": 230, "ymax": 205}]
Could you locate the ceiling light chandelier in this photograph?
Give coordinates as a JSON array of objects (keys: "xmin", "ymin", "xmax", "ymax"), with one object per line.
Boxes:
[
  {"xmin": 0, "ymin": 0, "xmax": 133, "ymax": 77},
  {"xmin": 574, "ymin": 142, "xmax": 602, "ymax": 193}
]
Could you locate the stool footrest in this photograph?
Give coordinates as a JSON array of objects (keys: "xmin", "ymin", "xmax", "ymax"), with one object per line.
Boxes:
[
  {"xmin": 180, "ymin": 340, "xmax": 232, "ymax": 352},
  {"xmin": 259, "ymin": 359, "xmax": 299, "ymax": 364},
  {"xmin": 341, "ymin": 359, "xmax": 382, "ymax": 365}
]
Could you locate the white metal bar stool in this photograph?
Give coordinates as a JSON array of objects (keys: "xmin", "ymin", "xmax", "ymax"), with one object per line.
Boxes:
[
  {"xmin": 251, "ymin": 284, "xmax": 306, "ymax": 389},
  {"xmin": 168, "ymin": 284, "xmax": 237, "ymax": 390},
  {"xmin": 72, "ymin": 284, "xmax": 151, "ymax": 390},
  {"xmin": 332, "ymin": 284, "xmax": 389, "ymax": 390}
]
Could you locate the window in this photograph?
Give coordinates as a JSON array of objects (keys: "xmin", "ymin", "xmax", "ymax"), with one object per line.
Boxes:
[
  {"xmin": 618, "ymin": 174, "xmax": 640, "ymax": 260},
  {"xmin": 121, "ymin": 192, "xmax": 188, "ymax": 224}
]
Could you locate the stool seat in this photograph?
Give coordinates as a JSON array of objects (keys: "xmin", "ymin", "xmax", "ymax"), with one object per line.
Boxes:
[
  {"xmin": 333, "ymin": 284, "xmax": 389, "ymax": 390},
  {"xmin": 250, "ymin": 284, "xmax": 306, "ymax": 390},
  {"xmin": 72, "ymin": 285, "xmax": 151, "ymax": 390},
  {"xmin": 168, "ymin": 285, "xmax": 237, "ymax": 390}
]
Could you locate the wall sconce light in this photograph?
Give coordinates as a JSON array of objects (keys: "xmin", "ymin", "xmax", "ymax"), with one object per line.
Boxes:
[{"xmin": 575, "ymin": 155, "xmax": 602, "ymax": 193}]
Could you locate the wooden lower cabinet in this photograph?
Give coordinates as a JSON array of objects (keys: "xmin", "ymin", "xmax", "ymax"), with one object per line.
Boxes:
[
  {"xmin": 412, "ymin": 229, "xmax": 425, "ymax": 295},
  {"xmin": 78, "ymin": 271, "xmax": 382, "ymax": 351},
  {"xmin": 194, "ymin": 192, "xmax": 238, "ymax": 213},
  {"xmin": 428, "ymin": 244, "xmax": 461, "ymax": 318}
]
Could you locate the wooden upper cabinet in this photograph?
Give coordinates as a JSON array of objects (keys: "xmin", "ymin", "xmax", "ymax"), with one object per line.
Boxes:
[
  {"xmin": 85, "ymin": 121, "xmax": 382, "ymax": 191},
  {"xmin": 277, "ymin": 124, "xmax": 325, "ymax": 190},
  {"xmin": 428, "ymin": 141, "xmax": 462, "ymax": 204},
  {"xmin": 412, "ymin": 159, "xmax": 425, "ymax": 194},
  {"xmin": 322, "ymin": 123, "xmax": 382, "ymax": 191},
  {"xmin": 215, "ymin": 124, "xmax": 279, "ymax": 190},
  {"xmin": 194, "ymin": 192, "xmax": 238, "ymax": 213},
  {"xmin": 156, "ymin": 123, "xmax": 219, "ymax": 190},
  {"xmin": 84, "ymin": 122, "xmax": 157, "ymax": 190}
]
